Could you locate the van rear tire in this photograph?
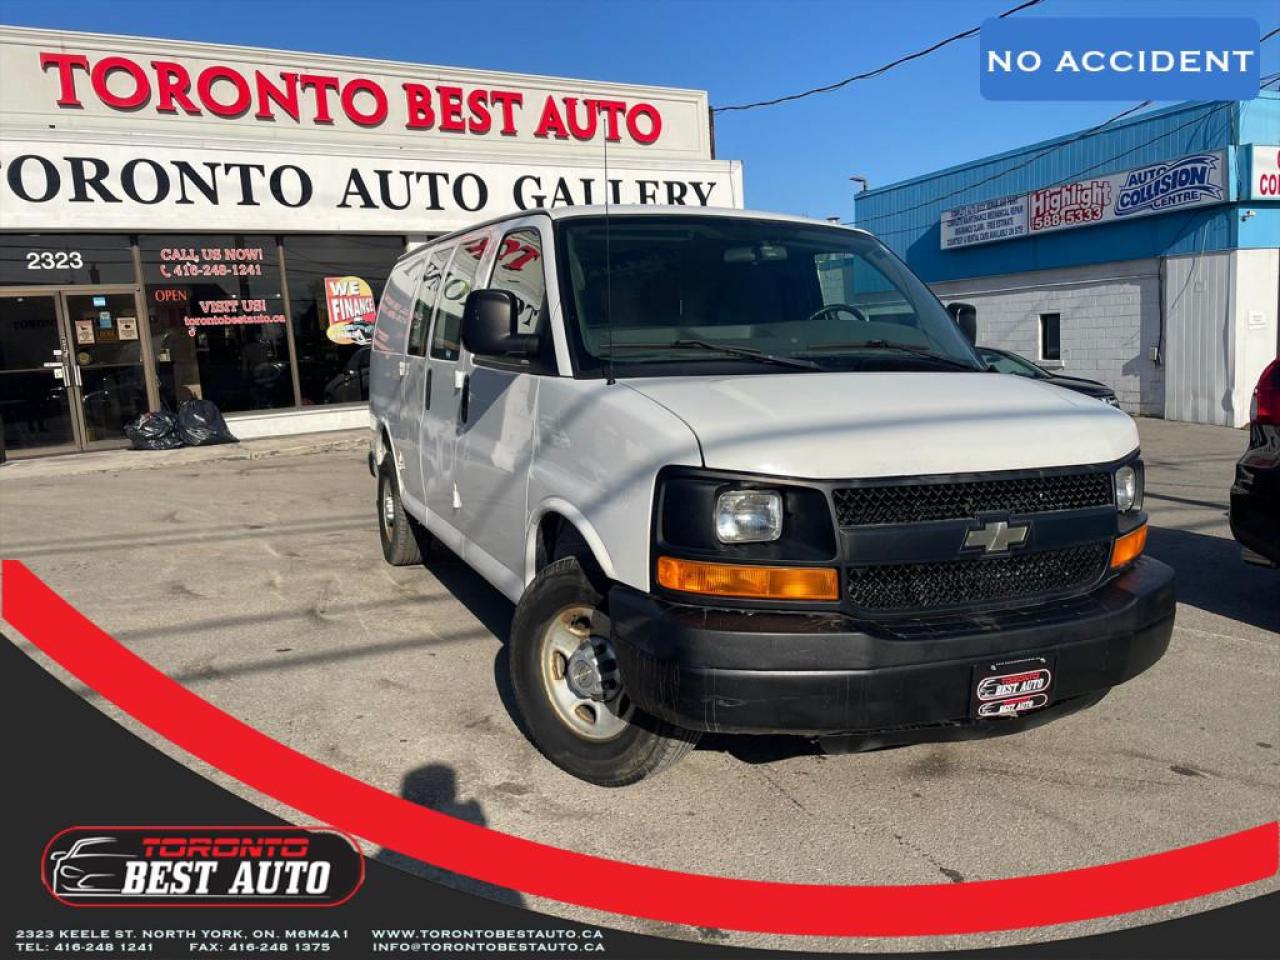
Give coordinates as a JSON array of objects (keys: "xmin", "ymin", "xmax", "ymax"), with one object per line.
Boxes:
[
  {"xmin": 377, "ymin": 457, "xmax": 427, "ymax": 567},
  {"xmin": 508, "ymin": 557, "xmax": 699, "ymax": 786}
]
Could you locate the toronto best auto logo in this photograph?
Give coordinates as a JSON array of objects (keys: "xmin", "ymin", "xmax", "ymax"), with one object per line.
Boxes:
[{"xmin": 42, "ymin": 827, "xmax": 363, "ymax": 906}]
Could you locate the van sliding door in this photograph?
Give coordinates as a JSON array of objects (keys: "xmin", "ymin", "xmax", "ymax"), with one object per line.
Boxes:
[
  {"xmin": 422, "ymin": 232, "xmax": 492, "ymax": 550},
  {"xmin": 454, "ymin": 221, "xmax": 550, "ymax": 597}
]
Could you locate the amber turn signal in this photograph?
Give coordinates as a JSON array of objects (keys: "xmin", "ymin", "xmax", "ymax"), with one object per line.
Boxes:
[
  {"xmin": 656, "ymin": 556, "xmax": 839, "ymax": 601},
  {"xmin": 1110, "ymin": 523, "xmax": 1147, "ymax": 570}
]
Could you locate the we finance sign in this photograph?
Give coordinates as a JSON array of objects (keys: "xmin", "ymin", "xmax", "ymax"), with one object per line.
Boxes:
[{"xmin": 941, "ymin": 150, "xmax": 1226, "ymax": 250}]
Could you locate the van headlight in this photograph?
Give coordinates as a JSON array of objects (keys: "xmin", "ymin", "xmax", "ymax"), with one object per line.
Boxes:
[
  {"xmin": 1114, "ymin": 465, "xmax": 1140, "ymax": 512},
  {"xmin": 715, "ymin": 490, "xmax": 783, "ymax": 543}
]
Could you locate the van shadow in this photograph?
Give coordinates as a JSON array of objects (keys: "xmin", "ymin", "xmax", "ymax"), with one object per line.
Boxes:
[
  {"xmin": 1145, "ymin": 525, "xmax": 1280, "ymax": 634},
  {"xmin": 419, "ymin": 546, "xmax": 527, "ymax": 737},
  {"xmin": 373, "ymin": 763, "xmax": 526, "ymax": 907}
]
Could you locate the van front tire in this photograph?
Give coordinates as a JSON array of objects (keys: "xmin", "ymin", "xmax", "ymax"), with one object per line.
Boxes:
[
  {"xmin": 509, "ymin": 558, "xmax": 699, "ymax": 786},
  {"xmin": 377, "ymin": 457, "xmax": 428, "ymax": 567}
]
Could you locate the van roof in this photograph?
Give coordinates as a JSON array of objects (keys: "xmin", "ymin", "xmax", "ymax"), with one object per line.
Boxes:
[{"xmin": 395, "ymin": 207, "xmax": 871, "ymax": 264}]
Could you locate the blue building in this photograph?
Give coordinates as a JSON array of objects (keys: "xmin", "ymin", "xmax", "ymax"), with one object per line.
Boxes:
[{"xmin": 857, "ymin": 94, "xmax": 1280, "ymax": 426}]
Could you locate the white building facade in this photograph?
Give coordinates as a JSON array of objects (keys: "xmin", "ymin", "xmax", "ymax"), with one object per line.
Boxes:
[{"xmin": 0, "ymin": 26, "xmax": 743, "ymax": 456}]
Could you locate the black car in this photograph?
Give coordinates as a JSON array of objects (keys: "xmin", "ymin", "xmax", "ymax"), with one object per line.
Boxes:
[
  {"xmin": 977, "ymin": 346, "xmax": 1120, "ymax": 407},
  {"xmin": 1230, "ymin": 358, "xmax": 1280, "ymax": 567}
]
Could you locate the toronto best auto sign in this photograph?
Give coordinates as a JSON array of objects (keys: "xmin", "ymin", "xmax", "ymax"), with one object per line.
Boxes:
[{"xmin": 0, "ymin": 36, "xmax": 741, "ymax": 232}]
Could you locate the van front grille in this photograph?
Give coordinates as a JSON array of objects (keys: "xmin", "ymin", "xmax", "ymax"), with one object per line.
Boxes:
[
  {"xmin": 845, "ymin": 543, "xmax": 1110, "ymax": 612},
  {"xmin": 833, "ymin": 472, "xmax": 1113, "ymax": 527}
]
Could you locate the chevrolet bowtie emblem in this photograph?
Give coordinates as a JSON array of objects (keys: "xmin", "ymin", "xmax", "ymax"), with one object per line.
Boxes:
[{"xmin": 963, "ymin": 520, "xmax": 1029, "ymax": 554}]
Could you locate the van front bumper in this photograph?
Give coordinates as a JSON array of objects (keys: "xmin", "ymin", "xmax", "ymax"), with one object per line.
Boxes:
[{"xmin": 608, "ymin": 557, "xmax": 1175, "ymax": 742}]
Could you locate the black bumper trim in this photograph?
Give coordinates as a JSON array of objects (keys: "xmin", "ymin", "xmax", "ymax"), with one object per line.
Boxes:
[{"xmin": 609, "ymin": 557, "xmax": 1175, "ymax": 736}]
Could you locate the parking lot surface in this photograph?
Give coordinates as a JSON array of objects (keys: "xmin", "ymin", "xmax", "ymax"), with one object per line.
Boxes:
[{"xmin": 2, "ymin": 417, "xmax": 1277, "ymax": 951}]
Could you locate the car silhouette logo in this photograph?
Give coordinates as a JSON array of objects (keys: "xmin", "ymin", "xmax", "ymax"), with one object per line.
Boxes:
[{"xmin": 49, "ymin": 836, "xmax": 137, "ymax": 898}]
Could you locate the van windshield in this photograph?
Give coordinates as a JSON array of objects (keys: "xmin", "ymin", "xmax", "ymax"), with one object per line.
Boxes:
[{"xmin": 556, "ymin": 215, "xmax": 982, "ymax": 378}]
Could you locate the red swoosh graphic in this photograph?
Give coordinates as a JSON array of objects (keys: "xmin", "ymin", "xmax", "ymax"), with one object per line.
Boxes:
[{"xmin": 3, "ymin": 559, "xmax": 1275, "ymax": 936}]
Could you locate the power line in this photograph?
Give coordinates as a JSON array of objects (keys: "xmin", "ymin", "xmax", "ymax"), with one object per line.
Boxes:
[
  {"xmin": 853, "ymin": 98, "xmax": 1165, "ymax": 228},
  {"xmin": 712, "ymin": 0, "xmax": 1047, "ymax": 114},
  {"xmin": 866, "ymin": 101, "xmax": 1232, "ymax": 239}
]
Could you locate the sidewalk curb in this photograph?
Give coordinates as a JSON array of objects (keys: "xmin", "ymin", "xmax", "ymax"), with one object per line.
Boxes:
[{"xmin": 0, "ymin": 431, "xmax": 367, "ymax": 481}]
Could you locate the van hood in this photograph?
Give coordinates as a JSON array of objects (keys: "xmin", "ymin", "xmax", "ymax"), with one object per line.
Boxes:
[{"xmin": 623, "ymin": 372, "xmax": 1137, "ymax": 479}]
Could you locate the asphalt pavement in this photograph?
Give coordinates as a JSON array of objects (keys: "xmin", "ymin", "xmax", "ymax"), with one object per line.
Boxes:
[{"xmin": 1, "ymin": 417, "xmax": 1276, "ymax": 952}]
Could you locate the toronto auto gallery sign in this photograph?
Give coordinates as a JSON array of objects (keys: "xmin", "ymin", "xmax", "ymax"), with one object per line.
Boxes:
[
  {"xmin": 0, "ymin": 140, "xmax": 740, "ymax": 232},
  {"xmin": 0, "ymin": 28, "xmax": 742, "ymax": 232},
  {"xmin": 941, "ymin": 150, "xmax": 1228, "ymax": 249}
]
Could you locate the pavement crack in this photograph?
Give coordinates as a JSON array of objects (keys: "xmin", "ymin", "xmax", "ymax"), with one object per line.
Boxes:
[
  {"xmin": 891, "ymin": 831, "xmax": 964, "ymax": 884},
  {"xmin": 750, "ymin": 766, "xmax": 813, "ymax": 817}
]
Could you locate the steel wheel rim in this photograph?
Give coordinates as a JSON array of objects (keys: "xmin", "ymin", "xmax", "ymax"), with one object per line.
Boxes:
[
  {"xmin": 538, "ymin": 604, "xmax": 631, "ymax": 742},
  {"xmin": 381, "ymin": 486, "xmax": 396, "ymax": 530}
]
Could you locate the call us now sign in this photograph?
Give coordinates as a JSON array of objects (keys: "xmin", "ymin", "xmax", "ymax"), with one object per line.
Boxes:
[{"xmin": 981, "ymin": 17, "xmax": 1260, "ymax": 100}]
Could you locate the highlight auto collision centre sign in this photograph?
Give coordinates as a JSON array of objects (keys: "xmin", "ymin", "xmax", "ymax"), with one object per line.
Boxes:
[
  {"xmin": 0, "ymin": 28, "xmax": 741, "ymax": 231},
  {"xmin": 941, "ymin": 150, "xmax": 1227, "ymax": 249}
]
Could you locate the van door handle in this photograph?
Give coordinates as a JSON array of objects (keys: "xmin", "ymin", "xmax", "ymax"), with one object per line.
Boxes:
[
  {"xmin": 459, "ymin": 374, "xmax": 470, "ymax": 424},
  {"xmin": 424, "ymin": 368, "xmax": 432, "ymax": 410}
]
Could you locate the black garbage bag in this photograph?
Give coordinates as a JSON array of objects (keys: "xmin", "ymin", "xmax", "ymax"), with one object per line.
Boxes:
[
  {"xmin": 175, "ymin": 398, "xmax": 237, "ymax": 446},
  {"xmin": 124, "ymin": 410, "xmax": 184, "ymax": 451}
]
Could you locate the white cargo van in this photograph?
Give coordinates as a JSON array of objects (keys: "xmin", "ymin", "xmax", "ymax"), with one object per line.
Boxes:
[{"xmin": 368, "ymin": 208, "xmax": 1175, "ymax": 786}]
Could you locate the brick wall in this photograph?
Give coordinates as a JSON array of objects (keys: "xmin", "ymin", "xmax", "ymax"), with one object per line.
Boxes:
[{"xmin": 929, "ymin": 259, "xmax": 1164, "ymax": 416}]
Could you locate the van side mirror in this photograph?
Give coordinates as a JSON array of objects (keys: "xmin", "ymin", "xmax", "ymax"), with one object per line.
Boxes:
[
  {"xmin": 947, "ymin": 302, "xmax": 977, "ymax": 344},
  {"xmin": 461, "ymin": 289, "xmax": 539, "ymax": 358}
]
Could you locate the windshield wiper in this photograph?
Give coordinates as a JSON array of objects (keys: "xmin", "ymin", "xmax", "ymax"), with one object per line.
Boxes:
[
  {"xmin": 603, "ymin": 339, "xmax": 826, "ymax": 372},
  {"xmin": 802, "ymin": 340, "xmax": 979, "ymax": 371}
]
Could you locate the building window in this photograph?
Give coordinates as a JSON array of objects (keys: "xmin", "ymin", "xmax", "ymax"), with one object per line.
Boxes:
[
  {"xmin": 0, "ymin": 234, "xmax": 136, "ymax": 286},
  {"xmin": 283, "ymin": 235, "xmax": 406, "ymax": 405},
  {"xmin": 140, "ymin": 235, "xmax": 292, "ymax": 413},
  {"xmin": 1040, "ymin": 312, "xmax": 1061, "ymax": 362}
]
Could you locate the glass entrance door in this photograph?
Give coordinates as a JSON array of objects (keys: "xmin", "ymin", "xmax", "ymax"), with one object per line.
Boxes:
[
  {"xmin": 60, "ymin": 291, "xmax": 150, "ymax": 448},
  {"xmin": 0, "ymin": 293, "xmax": 77, "ymax": 456}
]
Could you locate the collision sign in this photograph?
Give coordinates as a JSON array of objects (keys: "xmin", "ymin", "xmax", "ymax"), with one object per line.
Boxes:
[{"xmin": 1249, "ymin": 144, "xmax": 1280, "ymax": 199}]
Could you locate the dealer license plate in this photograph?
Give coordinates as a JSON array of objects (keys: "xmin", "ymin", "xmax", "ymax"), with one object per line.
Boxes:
[{"xmin": 971, "ymin": 656, "xmax": 1054, "ymax": 720}]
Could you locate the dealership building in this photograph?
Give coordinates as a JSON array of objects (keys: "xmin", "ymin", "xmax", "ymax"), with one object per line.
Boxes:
[
  {"xmin": 857, "ymin": 95, "xmax": 1280, "ymax": 426},
  {"xmin": 0, "ymin": 26, "xmax": 741, "ymax": 457}
]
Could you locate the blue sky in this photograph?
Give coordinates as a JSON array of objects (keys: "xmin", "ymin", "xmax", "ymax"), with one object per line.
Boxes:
[{"xmin": 3, "ymin": 0, "xmax": 1277, "ymax": 218}]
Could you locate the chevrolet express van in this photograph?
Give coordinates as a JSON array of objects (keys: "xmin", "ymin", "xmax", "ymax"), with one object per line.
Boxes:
[{"xmin": 368, "ymin": 207, "xmax": 1175, "ymax": 786}]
